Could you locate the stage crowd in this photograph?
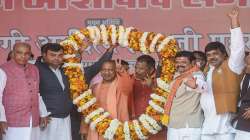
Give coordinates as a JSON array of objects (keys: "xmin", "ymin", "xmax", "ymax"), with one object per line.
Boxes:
[{"xmin": 0, "ymin": 7, "xmax": 249, "ymax": 140}]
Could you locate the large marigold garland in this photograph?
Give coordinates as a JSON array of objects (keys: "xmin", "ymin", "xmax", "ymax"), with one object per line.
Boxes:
[{"xmin": 60, "ymin": 25, "xmax": 178, "ymax": 140}]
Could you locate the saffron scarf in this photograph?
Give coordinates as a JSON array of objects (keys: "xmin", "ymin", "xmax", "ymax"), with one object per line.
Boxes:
[{"xmin": 162, "ymin": 66, "xmax": 199, "ymax": 125}]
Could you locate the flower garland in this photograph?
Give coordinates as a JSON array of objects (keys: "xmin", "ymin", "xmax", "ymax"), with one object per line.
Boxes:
[
  {"xmin": 60, "ymin": 24, "xmax": 178, "ymax": 139},
  {"xmin": 133, "ymin": 120, "xmax": 148, "ymax": 140},
  {"xmin": 138, "ymin": 115, "xmax": 157, "ymax": 135},
  {"xmin": 104, "ymin": 119, "xmax": 121, "ymax": 139},
  {"xmin": 123, "ymin": 121, "xmax": 131, "ymax": 140}
]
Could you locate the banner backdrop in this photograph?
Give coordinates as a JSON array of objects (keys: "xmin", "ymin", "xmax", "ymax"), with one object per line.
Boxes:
[{"xmin": 1, "ymin": 0, "xmax": 250, "ymax": 65}]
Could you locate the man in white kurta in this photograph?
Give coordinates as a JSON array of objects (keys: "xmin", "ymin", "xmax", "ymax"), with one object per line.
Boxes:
[
  {"xmin": 38, "ymin": 67, "xmax": 72, "ymax": 140},
  {"xmin": 36, "ymin": 43, "xmax": 73, "ymax": 140},
  {"xmin": 166, "ymin": 51, "xmax": 207, "ymax": 140},
  {"xmin": 200, "ymin": 8, "xmax": 245, "ymax": 140}
]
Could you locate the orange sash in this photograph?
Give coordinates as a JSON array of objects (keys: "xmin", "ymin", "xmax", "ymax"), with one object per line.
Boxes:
[{"xmin": 164, "ymin": 66, "xmax": 199, "ymax": 116}]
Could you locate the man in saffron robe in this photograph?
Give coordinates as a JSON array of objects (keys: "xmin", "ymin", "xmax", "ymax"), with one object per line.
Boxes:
[{"xmin": 84, "ymin": 60, "xmax": 134, "ymax": 140}]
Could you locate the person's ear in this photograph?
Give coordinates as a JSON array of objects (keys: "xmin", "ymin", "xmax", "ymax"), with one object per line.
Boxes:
[{"xmin": 42, "ymin": 52, "xmax": 46, "ymax": 57}]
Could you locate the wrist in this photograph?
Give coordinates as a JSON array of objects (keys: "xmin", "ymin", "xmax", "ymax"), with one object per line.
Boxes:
[{"xmin": 231, "ymin": 18, "xmax": 240, "ymax": 29}]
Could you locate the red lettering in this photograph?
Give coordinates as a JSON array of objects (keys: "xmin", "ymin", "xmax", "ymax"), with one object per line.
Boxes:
[
  {"xmin": 216, "ymin": 0, "xmax": 234, "ymax": 4},
  {"xmin": 2, "ymin": 0, "xmax": 15, "ymax": 10},
  {"xmin": 92, "ymin": 0, "xmax": 113, "ymax": 8},
  {"xmin": 138, "ymin": 0, "xmax": 147, "ymax": 8},
  {"xmin": 238, "ymin": 0, "xmax": 248, "ymax": 6},
  {"xmin": 70, "ymin": 0, "xmax": 90, "ymax": 9},
  {"xmin": 151, "ymin": 0, "xmax": 171, "ymax": 9},
  {"xmin": 116, "ymin": 0, "xmax": 136, "ymax": 8},
  {"xmin": 203, "ymin": 0, "xmax": 214, "ymax": 7},
  {"xmin": 182, "ymin": 0, "xmax": 201, "ymax": 8},
  {"xmin": 23, "ymin": 0, "xmax": 44, "ymax": 9}
]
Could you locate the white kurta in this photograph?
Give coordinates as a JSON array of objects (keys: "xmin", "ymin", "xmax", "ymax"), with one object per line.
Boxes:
[
  {"xmin": 168, "ymin": 127, "xmax": 201, "ymax": 140},
  {"xmin": 3, "ymin": 117, "xmax": 40, "ymax": 140},
  {"xmin": 200, "ymin": 27, "xmax": 245, "ymax": 140},
  {"xmin": 0, "ymin": 68, "xmax": 50, "ymax": 140},
  {"xmin": 40, "ymin": 115, "xmax": 72, "ymax": 140},
  {"xmin": 235, "ymin": 130, "xmax": 250, "ymax": 140},
  {"xmin": 39, "ymin": 67, "xmax": 72, "ymax": 140}
]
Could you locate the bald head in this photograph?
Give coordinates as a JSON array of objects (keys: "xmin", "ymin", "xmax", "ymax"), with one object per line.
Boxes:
[
  {"xmin": 12, "ymin": 42, "xmax": 32, "ymax": 66},
  {"xmin": 13, "ymin": 42, "xmax": 31, "ymax": 51}
]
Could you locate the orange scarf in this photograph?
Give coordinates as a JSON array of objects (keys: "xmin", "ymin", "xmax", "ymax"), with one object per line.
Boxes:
[{"xmin": 164, "ymin": 66, "xmax": 199, "ymax": 117}]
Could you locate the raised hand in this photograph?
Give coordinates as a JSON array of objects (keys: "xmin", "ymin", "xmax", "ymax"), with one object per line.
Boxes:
[
  {"xmin": 228, "ymin": 7, "xmax": 239, "ymax": 19},
  {"xmin": 227, "ymin": 7, "xmax": 240, "ymax": 28},
  {"xmin": 115, "ymin": 59, "xmax": 125, "ymax": 73}
]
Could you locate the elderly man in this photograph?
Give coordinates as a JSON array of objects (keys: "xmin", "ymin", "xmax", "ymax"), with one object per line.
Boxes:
[{"xmin": 0, "ymin": 43, "xmax": 49, "ymax": 140}]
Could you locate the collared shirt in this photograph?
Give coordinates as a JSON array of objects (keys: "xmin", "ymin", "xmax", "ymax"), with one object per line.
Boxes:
[{"xmin": 49, "ymin": 67, "xmax": 65, "ymax": 90}]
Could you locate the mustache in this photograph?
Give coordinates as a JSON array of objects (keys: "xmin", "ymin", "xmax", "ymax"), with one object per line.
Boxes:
[
  {"xmin": 176, "ymin": 66, "xmax": 185, "ymax": 69},
  {"xmin": 209, "ymin": 58, "xmax": 217, "ymax": 62}
]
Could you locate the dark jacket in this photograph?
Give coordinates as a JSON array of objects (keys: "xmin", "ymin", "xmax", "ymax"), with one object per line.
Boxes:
[{"xmin": 236, "ymin": 74, "xmax": 250, "ymax": 132}]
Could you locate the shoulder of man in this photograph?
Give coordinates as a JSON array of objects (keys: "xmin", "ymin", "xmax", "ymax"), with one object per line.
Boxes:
[{"xmin": 0, "ymin": 61, "xmax": 11, "ymax": 68}]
